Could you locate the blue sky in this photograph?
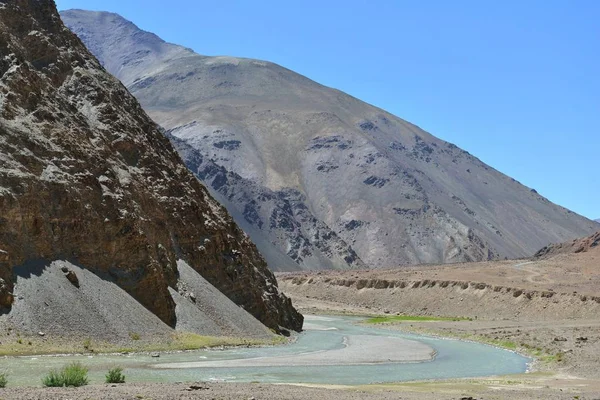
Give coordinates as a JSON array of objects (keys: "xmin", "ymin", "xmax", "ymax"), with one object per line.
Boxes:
[{"xmin": 56, "ymin": 0, "xmax": 599, "ymax": 220}]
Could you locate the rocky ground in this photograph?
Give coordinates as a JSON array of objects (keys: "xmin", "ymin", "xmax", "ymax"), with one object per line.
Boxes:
[{"xmin": 2, "ymin": 377, "xmax": 600, "ymax": 399}]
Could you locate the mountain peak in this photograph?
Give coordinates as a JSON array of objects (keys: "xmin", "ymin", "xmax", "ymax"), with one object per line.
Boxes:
[{"xmin": 60, "ymin": 9, "xmax": 196, "ymax": 86}]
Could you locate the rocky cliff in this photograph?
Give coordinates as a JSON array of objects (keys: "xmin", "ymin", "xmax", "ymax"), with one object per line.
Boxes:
[
  {"xmin": 61, "ymin": 10, "xmax": 599, "ymax": 270},
  {"xmin": 0, "ymin": 0, "xmax": 302, "ymax": 332}
]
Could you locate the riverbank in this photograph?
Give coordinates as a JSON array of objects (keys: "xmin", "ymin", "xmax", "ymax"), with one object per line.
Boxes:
[
  {"xmin": 0, "ymin": 313, "xmax": 595, "ymax": 398},
  {"xmin": 277, "ymin": 256, "xmax": 600, "ymax": 399}
]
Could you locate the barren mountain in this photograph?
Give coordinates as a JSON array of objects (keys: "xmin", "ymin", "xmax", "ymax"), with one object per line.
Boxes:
[
  {"xmin": 0, "ymin": 0, "xmax": 302, "ymax": 336},
  {"xmin": 61, "ymin": 10, "xmax": 598, "ymax": 270}
]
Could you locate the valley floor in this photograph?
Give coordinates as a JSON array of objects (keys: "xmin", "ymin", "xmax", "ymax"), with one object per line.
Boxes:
[
  {"xmin": 5, "ymin": 253, "xmax": 600, "ymax": 399},
  {"xmin": 4, "ymin": 305, "xmax": 600, "ymax": 399}
]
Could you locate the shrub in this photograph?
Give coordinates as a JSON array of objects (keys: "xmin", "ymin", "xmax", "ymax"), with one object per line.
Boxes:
[
  {"xmin": 129, "ymin": 332, "xmax": 140, "ymax": 341},
  {"xmin": 61, "ymin": 362, "xmax": 88, "ymax": 387},
  {"xmin": 42, "ymin": 362, "xmax": 89, "ymax": 387},
  {"xmin": 105, "ymin": 367, "xmax": 125, "ymax": 384},
  {"xmin": 0, "ymin": 372, "xmax": 7, "ymax": 388},
  {"xmin": 42, "ymin": 369, "xmax": 63, "ymax": 387}
]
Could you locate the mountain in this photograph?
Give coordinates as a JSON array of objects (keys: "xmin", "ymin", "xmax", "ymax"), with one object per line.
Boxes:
[
  {"xmin": 61, "ymin": 10, "xmax": 598, "ymax": 270},
  {"xmin": 0, "ymin": 0, "xmax": 302, "ymax": 337},
  {"xmin": 595, "ymin": 219, "xmax": 600, "ymax": 223}
]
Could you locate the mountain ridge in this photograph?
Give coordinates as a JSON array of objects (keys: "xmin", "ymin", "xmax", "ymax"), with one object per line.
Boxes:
[{"xmin": 61, "ymin": 9, "xmax": 598, "ymax": 270}]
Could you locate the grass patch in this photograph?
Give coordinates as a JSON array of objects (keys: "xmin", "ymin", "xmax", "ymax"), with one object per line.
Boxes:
[
  {"xmin": 487, "ymin": 339, "xmax": 518, "ymax": 350},
  {"xmin": 43, "ymin": 362, "xmax": 89, "ymax": 387},
  {"xmin": 540, "ymin": 351, "xmax": 565, "ymax": 363},
  {"xmin": 0, "ymin": 331, "xmax": 287, "ymax": 357},
  {"xmin": 0, "ymin": 372, "xmax": 7, "ymax": 388},
  {"xmin": 105, "ymin": 367, "xmax": 125, "ymax": 384},
  {"xmin": 170, "ymin": 332, "xmax": 286, "ymax": 351},
  {"xmin": 364, "ymin": 315, "xmax": 471, "ymax": 324}
]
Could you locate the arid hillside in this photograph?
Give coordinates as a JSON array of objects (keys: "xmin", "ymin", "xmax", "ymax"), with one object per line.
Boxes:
[{"xmin": 60, "ymin": 9, "xmax": 598, "ymax": 271}]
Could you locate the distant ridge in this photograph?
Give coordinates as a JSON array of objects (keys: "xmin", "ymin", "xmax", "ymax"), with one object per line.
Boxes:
[{"xmin": 62, "ymin": 9, "xmax": 599, "ymax": 270}]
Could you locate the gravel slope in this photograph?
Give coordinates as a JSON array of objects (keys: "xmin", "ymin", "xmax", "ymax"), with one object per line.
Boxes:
[
  {"xmin": 0, "ymin": 260, "xmax": 274, "ymax": 343},
  {"xmin": 171, "ymin": 260, "xmax": 273, "ymax": 339},
  {"xmin": 3, "ymin": 260, "xmax": 172, "ymax": 341}
]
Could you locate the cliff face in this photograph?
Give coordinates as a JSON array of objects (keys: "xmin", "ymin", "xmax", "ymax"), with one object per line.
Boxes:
[
  {"xmin": 61, "ymin": 10, "xmax": 598, "ymax": 270},
  {"xmin": 0, "ymin": 0, "xmax": 302, "ymax": 332}
]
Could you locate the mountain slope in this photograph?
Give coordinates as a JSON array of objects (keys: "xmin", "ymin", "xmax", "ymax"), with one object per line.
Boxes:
[
  {"xmin": 61, "ymin": 10, "xmax": 598, "ymax": 270},
  {"xmin": 0, "ymin": 0, "xmax": 301, "ymax": 334}
]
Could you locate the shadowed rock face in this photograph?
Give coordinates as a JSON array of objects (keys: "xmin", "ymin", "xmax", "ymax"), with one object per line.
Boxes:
[
  {"xmin": 0, "ymin": 0, "xmax": 302, "ymax": 332},
  {"xmin": 61, "ymin": 10, "xmax": 598, "ymax": 270}
]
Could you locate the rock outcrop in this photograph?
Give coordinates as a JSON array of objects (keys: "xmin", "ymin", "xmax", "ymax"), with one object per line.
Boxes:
[
  {"xmin": 534, "ymin": 231, "xmax": 600, "ymax": 258},
  {"xmin": 61, "ymin": 10, "xmax": 598, "ymax": 270},
  {"xmin": 0, "ymin": 0, "xmax": 302, "ymax": 332}
]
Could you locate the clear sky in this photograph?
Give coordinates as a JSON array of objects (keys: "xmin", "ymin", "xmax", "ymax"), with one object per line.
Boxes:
[{"xmin": 55, "ymin": 0, "xmax": 599, "ymax": 220}]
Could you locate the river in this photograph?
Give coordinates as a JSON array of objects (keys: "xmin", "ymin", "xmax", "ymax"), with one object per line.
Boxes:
[{"xmin": 0, "ymin": 315, "xmax": 530, "ymax": 386}]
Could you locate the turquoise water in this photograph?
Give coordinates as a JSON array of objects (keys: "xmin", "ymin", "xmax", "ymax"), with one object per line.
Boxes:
[{"xmin": 0, "ymin": 315, "xmax": 530, "ymax": 386}]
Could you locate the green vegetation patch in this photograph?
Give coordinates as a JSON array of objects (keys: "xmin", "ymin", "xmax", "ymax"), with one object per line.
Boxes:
[
  {"xmin": 0, "ymin": 372, "xmax": 7, "ymax": 388},
  {"xmin": 105, "ymin": 366, "xmax": 126, "ymax": 384},
  {"xmin": 42, "ymin": 362, "xmax": 88, "ymax": 387},
  {"xmin": 364, "ymin": 315, "xmax": 470, "ymax": 324}
]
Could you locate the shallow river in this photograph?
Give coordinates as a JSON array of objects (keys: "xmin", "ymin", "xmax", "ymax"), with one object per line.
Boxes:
[{"xmin": 0, "ymin": 315, "xmax": 530, "ymax": 386}]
